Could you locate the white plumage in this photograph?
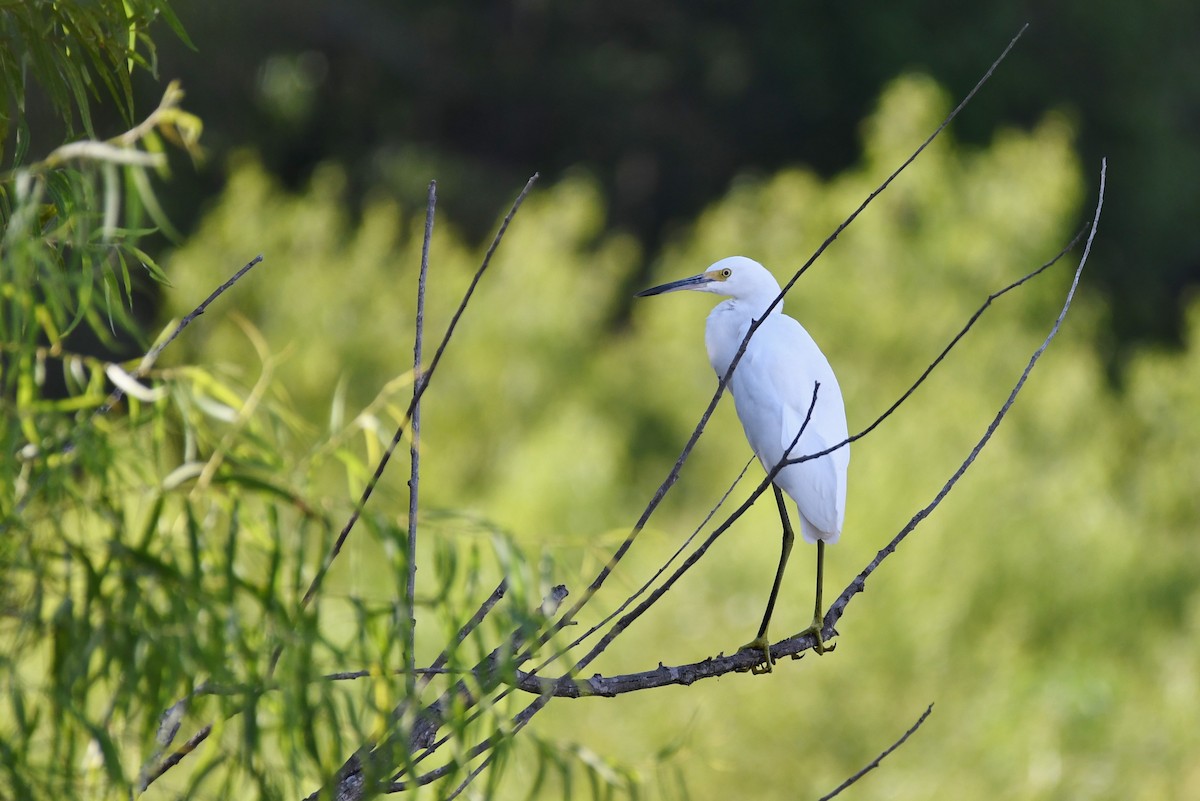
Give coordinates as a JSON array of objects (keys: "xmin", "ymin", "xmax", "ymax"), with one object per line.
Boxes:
[
  {"xmin": 700, "ymin": 257, "xmax": 848, "ymax": 543},
  {"xmin": 637, "ymin": 255, "xmax": 849, "ymax": 669}
]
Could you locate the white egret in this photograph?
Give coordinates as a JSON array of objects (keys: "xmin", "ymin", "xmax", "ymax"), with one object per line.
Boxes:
[{"xmin": 636, "ymin": 256, "xmax": 849, "ymax": 673}]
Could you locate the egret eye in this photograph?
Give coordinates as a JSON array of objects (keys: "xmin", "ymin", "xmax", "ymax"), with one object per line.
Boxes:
[{"xmin": 721, "ymin": 268, "xmax": 732, "ymax": 278}]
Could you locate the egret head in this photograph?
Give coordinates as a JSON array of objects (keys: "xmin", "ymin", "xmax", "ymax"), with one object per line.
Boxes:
[{"xmin": 635, "ymin": 256, "xmax": 782, "ymax": 302}]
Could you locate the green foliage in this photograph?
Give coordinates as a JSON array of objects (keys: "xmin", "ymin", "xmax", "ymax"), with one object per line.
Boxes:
[
  {"xmin": 0, "ymin": 0, "xmax": 192, "ymax": 165},
  {"xmin": 1, "ymin": 81, "xmax": 202, "ymax": 494},
  {"xmin": 1, "ymin": 8, "xmax": 578, "ymax": 798}
]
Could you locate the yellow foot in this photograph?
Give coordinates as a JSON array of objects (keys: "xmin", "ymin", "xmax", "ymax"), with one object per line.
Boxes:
[
  {"xmin": 794, "ymin": 618, "xmax": 836, "ymax": 658},
  {"xmin": 739, "ymin": 636, "xmax": 774, "ymax": 674}
]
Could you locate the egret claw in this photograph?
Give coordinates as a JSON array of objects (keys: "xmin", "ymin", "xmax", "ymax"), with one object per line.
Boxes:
[
  {"xmin": 801, "ymin": 619, "xmax": 836, "ymax": 655},
  {"xmin": 739, "ymin": 636, "xmax": 774, "ymax": 674}
]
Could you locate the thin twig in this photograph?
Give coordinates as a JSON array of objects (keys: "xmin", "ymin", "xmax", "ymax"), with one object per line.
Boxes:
[
  {"xmin": 280, "ymin": 173, "xmax": 537, "ymax": 654},
  {"xmin": 405, "ymin": 180, "xmax": 436, "ymax": 693},
  {"xmin": 786, "ymin": 220, "xmax": 1088, "ymax": 468},
  {"xmin": 818, "ymin": 704, "xmax": 935, "ymax": 801},
  {"xmin": 136, "ymin": 724, "xmax": 212, "ymax": 792},
  {"xmin": 561, "ymin": 457, "xmax": 755, "ymax": 655},
  {"xmin": 95, "ymin": 254, "xmax": 264, "ymax": 416},
  {"xmin": 381, "ymin": 578, "xmax": 509, "ymax": 734},
  {"xmin": 823, "ymin": 157, "xmax": 1104, "ymax": 636},
  {"xmin": 440, "ymin": 753, "xmax": 496, "ymax": 800}
]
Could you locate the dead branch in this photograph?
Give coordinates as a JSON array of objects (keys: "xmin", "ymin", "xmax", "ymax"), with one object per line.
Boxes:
[{"xmin": 818, "ymin": 704, "xmax": 935, "ymax": 800}]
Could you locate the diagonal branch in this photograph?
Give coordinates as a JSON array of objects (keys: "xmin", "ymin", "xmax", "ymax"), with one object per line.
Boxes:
[
  {"xmin": 785, "ymin": 220, "xmax": 1088, "ymax": 469},
  {"xmin": 284, "ymin": 173, "xmax": 537, "ymax": 634},
  {"xmin": 823, "ymin": 157, "xmax": 1104, "ymax": 639},
  {"xmin": 818, "ymin": 704, "xmax": 935, "ymax": 801},
  {"xmin": 96, "ymin": 253, "xmax": 264, "ymax": 417}
]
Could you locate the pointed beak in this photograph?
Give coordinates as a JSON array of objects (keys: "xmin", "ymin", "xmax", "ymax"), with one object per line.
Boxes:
[{"xmin": 634, "ymin": 273, "xmax": 710, "ymax": 297}]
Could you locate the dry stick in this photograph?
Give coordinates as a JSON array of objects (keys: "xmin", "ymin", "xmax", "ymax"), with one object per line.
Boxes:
[
  {"xmin": 270, "ymin": 173, "xmax": 538, "ymax": 671},
  {"xmin": 405, "ymin": 181, "xmax": 437, "ymax": 695},
  {"xmin": 408, "ymin": 156, "xmax": 1105, "ymax": 796},
  {"xmin": 96, "ymin": 254, "xmax": 265, "ymax": 416},
  {"xmin": 786, "ymin": 222, "xmax": 1088, "ymax": 471},
  {"xmin": 441, "ymin": 754, "xmax": 496, "ymax": 801},
  {"xmin": 823, "ymin": 157, "xmax": 1105, "ymax": 637},
  {"xmin": 818, "ymin": 705, "xmax": 935, "ymax": 801},
  {"xmin": 561, "ymin": 457, "xmax": 755, "ymax": 654},
  {"xmin": 137, "ymin": 723, "xmax": 213, "ymax": 792},
  {"xmin": 326, "ymin": 579, "xmax": 509, "ymax": 683},
  {"xmin": 531, "ymin": 22, "xmax": 1032, "ymax": 661}
]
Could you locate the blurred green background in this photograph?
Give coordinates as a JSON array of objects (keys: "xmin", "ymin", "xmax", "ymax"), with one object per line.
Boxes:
[{"xmin": 14, "ymin": 2, "xmax": 1200, "ymax": 799}]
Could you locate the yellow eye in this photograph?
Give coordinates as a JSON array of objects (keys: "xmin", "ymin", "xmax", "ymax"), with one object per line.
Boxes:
[{"xmin": 721, "ymin": 268, "xmax": 732, "ymax": 278}]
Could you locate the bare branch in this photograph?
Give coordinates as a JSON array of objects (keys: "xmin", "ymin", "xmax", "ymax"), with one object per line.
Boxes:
[
  {"xmin": 818, "ymin": 704, "xmax": 935, "ymax": 801},
  {"xmin": 96, "ymin": 254, "xmax": 265, "ymax": 416},
  {"xmin": 405, "ymin": 180, "xmax": 436, "ymax": 693},
  {"xmin": 438, "ymin": 754, "xmax": 496, "ymax": 800},
  {"xmin": 284, "ymin": 173, "xmax": 537, "ymax": 641},
  {"xmin": 786, "ymin": 220, "xmax": 1088, "ymax": 469},
  {"xmin": 559, "ymin": 456, "xmax": 755, "ymax": 656},
  {"xmin": 822, "ymin": 157, "xmax": 1104, "ymax": 638},
  {"xmin": 137, "ymin": 724, "xmax": 212, "ymax": 792}
]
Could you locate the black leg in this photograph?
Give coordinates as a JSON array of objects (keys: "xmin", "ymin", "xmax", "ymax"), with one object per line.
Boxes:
[
  {"xmin": 755, "ymin": 483, "xmax": 795, "ymax": 640},
  {"xmin": 741, "ymin": 483, "xmax": 795, "ymax": 674},
  {"xmin": 796, "ymin": 538, "xmax": 835, "ymax": 656}
]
